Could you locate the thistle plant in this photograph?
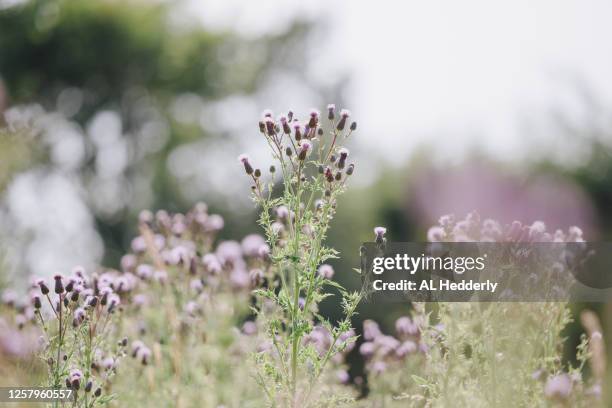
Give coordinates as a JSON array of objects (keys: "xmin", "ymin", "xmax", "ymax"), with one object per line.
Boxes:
[
  {"xmin": 113, "ymin": 205, "xmax": 266, "ymax": 407},
  {"xmin": 239, "ymin": 106, "xmax": 362, "ymax": 406},
  {"xmin": 365, "ymin": 213, "xmax": 605, "ymax": 407},
  {"xmin": 30, "ymin": 268, "xmax": 125, "ymax": 407}
]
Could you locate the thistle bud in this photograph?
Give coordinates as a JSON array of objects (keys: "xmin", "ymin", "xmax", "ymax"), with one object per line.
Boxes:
[
  {"xmin": 325, "ymin": 190, "xmax": 331, "ymax": 197},
  {"xmin": 287, "ymin": 110, "xmax": 294, "ymax": 122},
  {"xmin": 85, "ymin": 380, "xmax": 93, "ymax": 393},
  {"xmin": 280, "ymin": 116, "xmax": 291, "ymax": 134},
  {"xmin": 298, "ymin": 142, "xmax": 311, "ymax": 161},
  {"xmin": 350, "ymin": 121, "xmax": 357, "ymax": 131},
  {"xmin": 293, "ymin": 121, "xmax": 302, "ymax": 141},
  {"xmin": 94, "ymin": 388, "xmax": 102, "ymax": 397},
  {"xmin": 69, "ymin": 369, "xmax": 82, "ymax": 390},
  {"xmin": 327, "ymin": 104, "xmax": 336, "ymax": 120},
  {"xmin": 53, "ymin": 275, "xmax": 64, "ymax": 295},
  {"xmin": 318, "ymin": 165, "xmax": 324, "ymax": 174},
  {"xmin": 346, "ymin": 163, "xmax": 355, "ymax": 175},
  {"xmin": 264, "ymin": 117, "xmax": 275, "ymax": 136},
  {"xmin": 317, "ymin": 128, "xmax": 323, "ymax": 136},
  {"xmin": 308, "ymin": 109, "xmax": 319, "ymax": 128},
  {"xmin": 65, "ymin": 279, "xmax": 75, "ymax": 293},
  {"xmin": 330, "ymin": 154, "xmax": 337, "ymax": 163},
  {"xmin": 71, "ymin": 290, "xmax": 80, "ymax": 302},
  {"xmin": 337, "ymin": 148, "xmax": 349, "ymax": 169},
  {"xmin": 336, "ymin": 109, "xmax": 350, "ymax": 131},
  {"xmin": 32, "ymin": 295, "xmax": 41, "ymax": 309},
  {"xmin": 238, "ymin": 154, "xmax": 254, "ymax": 175},
  {"xmin": 258, "ymin": 121, "xmax": 265, "ymax": 133},
  {"xmin": 335, "ymin": 171, "xmax": 342, "ymax": 181},
  {"xmin": 269, "ymin": 165, "xmax": 276, "ymax": 173},
  {"xmin": 325, "ymin": 167, "xmax": 334, "ymax": 183},
  {"xmin": 87, "ymin": 296, "xmax": 98, "ymax": 308},
  {"xmin": 36, "ymin": 279, "xmax": 48, "ymax": 297},
  {"xmin": 254, "ymin": 168, "xmax": 261, "ymax": 178}
]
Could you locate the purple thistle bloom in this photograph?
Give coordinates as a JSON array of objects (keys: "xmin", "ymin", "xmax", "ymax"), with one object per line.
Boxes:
[
  {"xmin": 374, "ymin": 226, "xmax": 387, "ymax": 244},
  {"xmin": 241, "ymin": 234, "xmax": 267, "ymax": 258},
  {"xmin": 544, "ymin": 374, "xmax": 572, "ymax": 400},
  {"xmin": 242, "ymin": 321, "xmax": 257, "ymax": 336},
  {"xmin": 363, "ymin": 319, "xmax": 382, "ymax": 341},
  {"xmin": 317, "ymin": 264, "xmax": 335, "ymax": 279},
  {"xmin": 327, "ymin": 104, "xmax": 336, "ymax": 120}
]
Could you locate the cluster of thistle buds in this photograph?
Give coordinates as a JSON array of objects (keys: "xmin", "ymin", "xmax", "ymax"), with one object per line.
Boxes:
[
  {"xmin": 239, "ymin": 105, "xmax": 358, "ymax": 199},
  {"xmin": 359, "ymin": 317, "xmax": 426, "ymax": 376},
  {"xmin": 20, "ymin": 267, "xmax": 129, "ymax": 401}
]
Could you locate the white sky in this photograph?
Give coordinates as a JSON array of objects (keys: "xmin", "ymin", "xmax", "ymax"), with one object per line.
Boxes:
[{"xmin": 182, "ymin": 0, "xmax": 612, "ymax": 163}]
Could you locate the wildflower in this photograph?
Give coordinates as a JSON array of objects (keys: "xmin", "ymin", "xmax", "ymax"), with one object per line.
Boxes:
[
  {"xmin": 238, "ymin": 154, "xmax": 254, "ymax": 175},
  {"xmin": 37, "ymin": 279, "xmax": 49, "ymax": 296},
  {"xmin": 202, "ymin": 254, "xmax": 222, "ymax": 274},
  {"xmin": 374, "ymin": 226, "xmax": 387, "ymax": 244},
  {"xmin": 264, "ymin": 117, "xmax": 275, "ymax": 136},
  {"xmin": 216, "ymin": 241, "xmax": 243, "ymax": 266},
  {"xmin": 204, "ymin": 214, "xmax": 224, "ymax": 231},
  {"xmin": 279, "ymin": 116, "xmax": 290, "ymax": 134},
  {"xmin": 137, "ymin": 346, "xmax": 152, "ymax": 365},
  {"xmin": 153, "ymin": 270, "xmax": 168, "ymax": 284},
  {"xmin": 395, "ymin": 340, "xmax": 417, "ymax": 358},
  {"xmin": 131, "ymin": 236, "xmax": 147, "ymax": 253},
  {"xmin": 337, "ymin": 148, "xmax": 349, "ymax": 169},
  {"xmin": 327, "ymin": 104, "xmax": 336, "ymax": 120},
  {"xmin": 101, "ymin": 357, "xmax": 114, "ymax": 370},
  {"xmin": 363, "ymin": 320, "xmax": 381, "ymax": 341},
  {"xmin": 241, "ymin": 234, "xmax": 266, "ymax": 257},
  {"xmin": 544, "ymin": 374, "xmax": 572, "ymax": 400},
  {"xmin": 184, "ymin": 301, "xmax": 200, "ymax": 316},
  {"xmin": 73, "ymin": 308, "xmax": 85, "ymax": 327},
  {"xmin": 317, "ymin": 264, "xmax": 334, "ymax": 279},
  {"xmin": 308, "ymin": 109, "xmax": 320, "ymax": 128},
  {"xmin": 336, "ymin": 370, "xmax": 349, "ymax": 384},
  {"xmin": 298, "ymin": 141, "xmax": 311, "ymax": 161},
  {"xmin": 293, "ymin": 120, "xmax": 302, "ymax": 141},
  {"xmin": 190, "ymin": 279, "xmax": 204, "ymax": 293},
  {"xmin": 371, "ymin": 361, "xmax": 386, "ymax": 375},
  {"xmin": 242, "ymin": 321, "xmax": 257, "ymax": 336},
  {"xmin": 107, "ymin": 294, "xmax": 120, "ymax": 313},
  {"xmin": 230, "ymin": 269, "xmax": 250, "ymax": 290},
  {"xmin": 69, "ymin": 369, "xmax": 82, "ymax": 390},
  {"xmin": 427, "ymin": 226, "xmax": 445, "ymax": 242},
  {"xmin": 276, "ymin": 205, "xmax": 290, "ymax": 221},
  {"xmin": 65, "ymin": 278, "xmax": 75, "ymax": 293},
  {"xmin": 136, "ymin": 264, "xmax": 153, "ymax": 280},
  {"xmin": 336, "ymin": 109, "xmax": 350, "ymax": 131},
  {"xmin": 395, "ymin": 316, "xmax": 419, "ymax": 338},
  {"xmin": 32, "ymin": 295, "xmax": 41, "ymax": 310}
]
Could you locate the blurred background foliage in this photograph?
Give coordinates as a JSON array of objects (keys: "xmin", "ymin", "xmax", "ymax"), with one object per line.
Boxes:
[{"xmin": 1, "ymin": 0, "xmax": 612, "ymax": 398}]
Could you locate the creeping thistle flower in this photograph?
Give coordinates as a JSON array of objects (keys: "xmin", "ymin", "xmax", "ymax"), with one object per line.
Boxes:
[
  {"xmin": 317, "ymin": 264, "xmax": 335, "ymax": 279},
  {"xmin": 374, "ymin": 226, "xmax": 387, "ymax": 244}
]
